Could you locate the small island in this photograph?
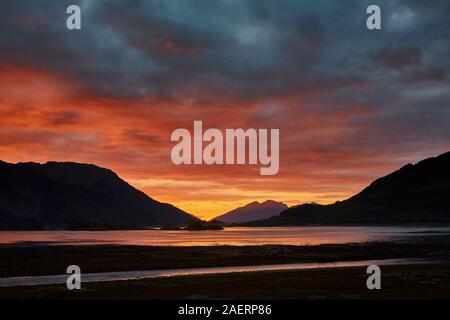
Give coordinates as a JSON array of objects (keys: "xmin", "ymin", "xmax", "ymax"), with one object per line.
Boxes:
[{"xmin": 160, "ymin": 219, "xmax": 224, "ymax": 231}]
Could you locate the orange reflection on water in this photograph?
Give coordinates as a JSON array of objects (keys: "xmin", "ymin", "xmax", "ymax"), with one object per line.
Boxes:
[{"xmin": 1, "ymin": 226, "xmax": 449, "ymax": 246}]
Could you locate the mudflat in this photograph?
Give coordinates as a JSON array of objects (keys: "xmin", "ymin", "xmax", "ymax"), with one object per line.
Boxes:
[
  {"xmin": 1, "ymin": 236, "xmax": 449, "ymax": 299},
  {"xmin": 1, "ymin": 263, "xmax": 450, "ymax": 300},
  {"xmin": 0, "ymin": 237, "xmax": 450, "ymax": 278}
]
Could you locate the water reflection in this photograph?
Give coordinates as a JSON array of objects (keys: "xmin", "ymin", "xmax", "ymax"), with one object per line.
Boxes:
[{"xmin": 1, "ymin": 226, "xmax": 449, "ymax": 246}]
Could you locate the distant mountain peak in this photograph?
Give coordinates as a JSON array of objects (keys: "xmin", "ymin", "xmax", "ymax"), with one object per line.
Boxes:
[
  {"xmin": 213, "ymin": 200, "xmax": 288, "ymax": 224},
  {"xmin": 261, "ymin": 200, "xmax": 281, "ymax": 205}
]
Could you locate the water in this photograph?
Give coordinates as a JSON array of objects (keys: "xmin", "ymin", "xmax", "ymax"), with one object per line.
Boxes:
[
  {"xmin": 0, "ymin": 258, "xmax": 436, "ymax": 287},
  {"xmin": 1, "ymin": 226, "xmax": 449, "ymax": 246}
]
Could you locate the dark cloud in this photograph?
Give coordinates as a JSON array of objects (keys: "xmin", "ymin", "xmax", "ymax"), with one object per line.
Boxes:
[
  {"xmin": 374, "ymin": 47, "xmax": 423, "ymax": 70},
  {"xmin": 0, "ymin": 1, "xmax": 448, "ymax": 113},
  {"xmin": 0, "ymin": 0, "xmax": 449, "ymax": 215},
  {"xmin": 42, "ymin": 111, "xmax": 81, "ymax": 126},
  {"xmin": 1, "ymin": 0, "xmax": 448, "ymax": 101}
]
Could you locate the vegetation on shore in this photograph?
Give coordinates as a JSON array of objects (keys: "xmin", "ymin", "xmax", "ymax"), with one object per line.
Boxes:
[{"xmin": 160, "ymin": 219, "xmax": 224, "ymax": 231}]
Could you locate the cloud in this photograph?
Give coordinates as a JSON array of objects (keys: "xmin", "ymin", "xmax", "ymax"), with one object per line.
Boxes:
[
  {"xmin": 374, "ymin": 47, "xmax": 423, "ymax": 70},
  {"xmin": 0, "ymin": 0, "xmax": 449, "ymax": 218}
]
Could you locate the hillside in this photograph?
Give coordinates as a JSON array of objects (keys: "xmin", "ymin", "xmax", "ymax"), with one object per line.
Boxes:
[
  {"xmin": 0, "ymin": 161, "xmax": 196, "ymax": 229},
  {"xmin": 245, "ymin": 151, "xmax": 450, "ymax": 226}
]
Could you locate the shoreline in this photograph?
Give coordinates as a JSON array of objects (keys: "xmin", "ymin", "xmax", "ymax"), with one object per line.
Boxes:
[
  {"xmin": 0, "ymin": 257, "xmax": 439, "ymax": 287},
  {"xmin": 1, "ymin": 236, "xmax": 450, "ymax": 278},
  {"xmin": 1, "ymin": 236, "xmax": 450, "ymax": 299},
  {"xmin": 2, "ymin": 263, "xmax": 450, "ymax": 300}
]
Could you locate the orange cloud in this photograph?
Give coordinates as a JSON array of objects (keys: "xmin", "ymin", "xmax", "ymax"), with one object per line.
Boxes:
[{"xmin": 0, "ymin": 64, "xmax": 447, "ymax": 219}]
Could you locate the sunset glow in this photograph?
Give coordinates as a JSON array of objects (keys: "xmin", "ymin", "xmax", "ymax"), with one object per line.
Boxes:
[{"xmin": 1, "ymin": 1, "xmax": 449, "ymax": 219}]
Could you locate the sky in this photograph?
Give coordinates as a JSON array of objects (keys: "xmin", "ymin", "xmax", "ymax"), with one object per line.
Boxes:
[{"xmin": 0, "ymin": 0, "xmax": 449, "ymax": 219}]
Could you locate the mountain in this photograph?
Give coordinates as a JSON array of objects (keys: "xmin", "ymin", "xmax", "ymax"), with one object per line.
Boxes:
[
  {"xmin": 0, "ymin": 161, "xmax": 197, "ymax": 229},
  {"xmin": 213, "ymin": 200, "xmax": 288, "ymax": 224},
  {"xmin": 245, "ymin": 151, "xmax": 450, "ymax": 226}
]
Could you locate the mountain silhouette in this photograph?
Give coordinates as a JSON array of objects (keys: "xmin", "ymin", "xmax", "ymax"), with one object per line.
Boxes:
[
  {"xmin": 0, "ymin": 161, "xmax": 196, "ymax": 229},
  {"xmin": 213, "ymin": 200, "xmax": 288, "ymax": 224},
  {"xmin": 245, "ymin": 151, "xmax": 450, "ymax": 226}
]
